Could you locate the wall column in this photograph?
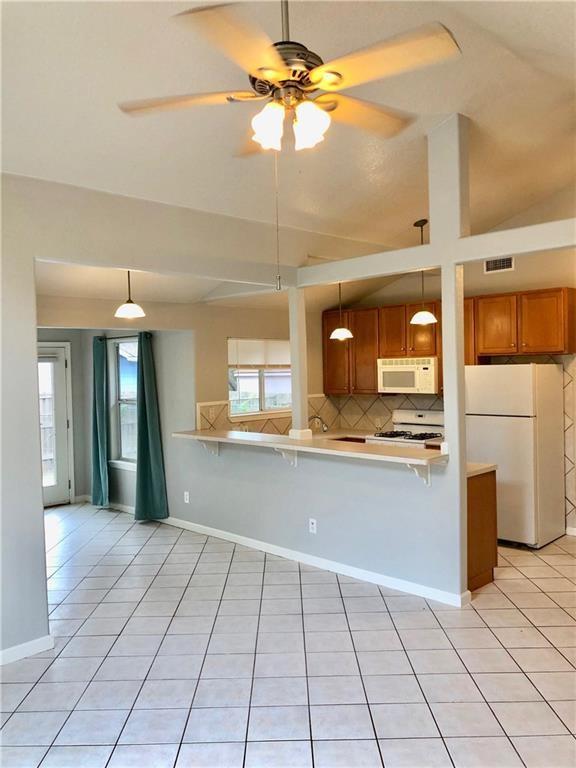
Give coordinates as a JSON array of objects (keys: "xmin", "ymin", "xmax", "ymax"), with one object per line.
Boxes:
[
  {"xmin": 288, "ymin": 287, "xmax": 312, "ymax": 439},
  {"xmin": 1, "ymin": 243, "xmax": 52, "ymax": 663},
  {"xmin": 428, "ymin": 114, "xmax": 470, "ymax": 597}
]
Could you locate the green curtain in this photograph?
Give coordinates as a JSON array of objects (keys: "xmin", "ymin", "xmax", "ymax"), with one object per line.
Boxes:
[
  {"xmin": 91, "ymin": 336, "xmax": 109, "ymax": 506},
  {"xmin": 135, "ymin": 332, "xmax": 169, "ymax": 521}
]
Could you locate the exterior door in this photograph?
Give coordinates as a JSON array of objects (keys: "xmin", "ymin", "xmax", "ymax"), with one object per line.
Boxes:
[{"xmin": 38, "ymin": 347, "xmax": 71, "ymax": 507}]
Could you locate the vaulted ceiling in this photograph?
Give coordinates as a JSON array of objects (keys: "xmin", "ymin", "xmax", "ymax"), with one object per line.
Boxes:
[{"xmin": 3, "ymin": 1, "xmax": 575, "ymax": 308}]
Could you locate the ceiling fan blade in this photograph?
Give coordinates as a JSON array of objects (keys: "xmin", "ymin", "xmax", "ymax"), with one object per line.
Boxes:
[
  {"xmin": 119, "ymin": 90, "xmax": 265, "ymax": 116},
  {"xmin": 314, "ymin": 93, "xmax": 413, "ymax": 138},
  {"xmin": 309, "ymin": 23, "xmax": 460, "ymax": 91},
  {"xmin": 175, "ymin": 4, "xmax": 286, "ymax": 80}
]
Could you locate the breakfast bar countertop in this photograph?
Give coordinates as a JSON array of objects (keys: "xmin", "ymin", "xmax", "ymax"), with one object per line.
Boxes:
[{"xmin": 173, "ymin": 428, "xmax": 496, "ymax": 478}]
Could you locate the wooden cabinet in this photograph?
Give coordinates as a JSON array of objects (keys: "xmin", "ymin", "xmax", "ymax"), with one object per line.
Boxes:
[
  {"xmin": 322, "ymin": 310, "xmax": 351, "ymax": 395},
  {"xmin": 349, "ymin": 309, "xmax": 379, "ymax": 394},
  {"xmin": 378, "ymin": 305, "xmax": 406, "ymax": 357},
  {"xmin": 476, "ymin": 294, "xmax": 518, "ymax": 355},
  {"xmin": 464, "ymin": 297, "xmax": 476, "ymax": 365},
  {"xmin": 518, "ymin": 288, "xmax": 574, "ymax": 354},
  {"xmin": 406, "ymin": 302, "xmax": 438, "ymax": 356},
  {"xmin": 322, "ymin": 288, "xmax": 574, "ymax": 396},
  {"xmin": 467, "ymin": 470, "xmax": 497, "ymax": 591}
]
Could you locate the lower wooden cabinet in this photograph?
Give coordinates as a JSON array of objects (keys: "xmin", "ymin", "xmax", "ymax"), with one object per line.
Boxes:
[{"xmin": 468, "ymin": 470, "xmax": 497, "ymax": 591}]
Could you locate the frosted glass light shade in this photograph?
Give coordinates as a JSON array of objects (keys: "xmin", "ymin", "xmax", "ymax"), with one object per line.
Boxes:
[
  {"xmin": 251, "ymin": 102, "xmax": 285, "ymax": 150},
  {"xmin": 114, "ymin": 300, "xmax": 146, "ymax": 319},
  {"xmin": 293, "ymin": 100, "xmax": 331, "ymax": 151},
  {"xmin": 330, "ymin": 326, "xmax": 353, "ymax": 341},
  {"xmin": 410, "ymin": 309, "xmax": 437, "ymax": 326}
]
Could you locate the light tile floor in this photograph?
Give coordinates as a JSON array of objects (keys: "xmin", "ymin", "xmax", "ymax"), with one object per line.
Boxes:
[{"xmin": 1, "ymin": 503, "xmax": 575, "ymax": 767}]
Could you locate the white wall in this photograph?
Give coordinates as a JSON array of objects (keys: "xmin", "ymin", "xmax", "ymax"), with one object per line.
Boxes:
[{"xmin": 1, "ymin": 220, "xmax": 50, "ymax": 656}]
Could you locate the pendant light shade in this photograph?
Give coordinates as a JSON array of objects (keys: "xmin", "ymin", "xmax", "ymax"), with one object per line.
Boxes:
[
  {"xmin": 329, "ymin": 283, "xmax": 353, "ymax": 341},
  {"xmin": 410, "ymin": 308, "xmax": 437, "ymax": 326},
  {"xmin": 114, "ymin": 271, "xmax": 146, "ymax": 319},
  {"xmin": 409, "ymin": 219, "xmax": 437, "ymax": 326}
]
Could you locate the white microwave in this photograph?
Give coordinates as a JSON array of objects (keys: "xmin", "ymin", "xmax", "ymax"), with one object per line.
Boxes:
[{"xmin": 377, "ymin": 357, "xmax": 438, "ymax": 394}]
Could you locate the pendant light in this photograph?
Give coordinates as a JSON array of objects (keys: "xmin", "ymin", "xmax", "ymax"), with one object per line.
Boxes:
[
  {"xmin": 114, "ymin": 271, "xmax": 146, "ymax": 319},
  {"xmin": 410, "ymin": 219, "xmax": 437, "ymax": 326},
  {"xmin": 329, "ymin": 283, "xmax": 353, "ymax": 340}
]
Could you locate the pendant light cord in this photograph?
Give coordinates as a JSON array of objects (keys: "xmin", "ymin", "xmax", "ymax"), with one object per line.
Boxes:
[
  {"xmin": 338, "ymin": 282, "xmax": 343, "ymax": 324},
  {"xmin": 273, "ymin": 152, "xmax": 281, "ymax": 291},
  {"xmin": 127, "ymin": 270, "xmax": 132, "ymax": 302},
  {"xmin": 281, "ymin": 0, "xmax": 290, "ymax": 40}
]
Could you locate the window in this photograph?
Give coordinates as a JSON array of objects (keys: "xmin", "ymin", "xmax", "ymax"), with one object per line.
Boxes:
[
  {"xmin": 228, "ymin": 339, "xmax": 291, "ymax": 417},
  {"xmin": 110, "ymin": 339, "xmax": 138, "ymax": 462}
]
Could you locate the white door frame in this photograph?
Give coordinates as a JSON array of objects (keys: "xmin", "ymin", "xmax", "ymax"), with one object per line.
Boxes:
[{"xmin": 37, "ymin": 341, "xmax": 75, "ymax": 503}]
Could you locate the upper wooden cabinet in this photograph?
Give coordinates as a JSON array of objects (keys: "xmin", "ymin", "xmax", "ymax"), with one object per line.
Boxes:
[
  {"xmin": 322, "ymin": 288, "xmax": 575, "ymax": 395},
  {"xmin": 475, "ymin": 294, "xmax": 518, "ymax": 355},
  {"xmin": 406, "ymin": 303, "xmax": 438, "ymax": 356},
  {"xmin": 518, "ymin": 288, "xmax": 575, "ymax": 354},
  {"xmin": 378, "ymin": 303, "xmax": 438, "ymax": 358},
  {"xmin": 350, "ymin": 308, "xmax": 379, "ymax": 394},
  {"xmin": 378, "ymin": 305, "xmax": 406, "ymax": 357},
  {"xmin": 464, "ymin": 297, "xmax": 476, "ymax": 365},
  {"xmin": 322, "ymin": 310, "xmax": 351, "ymax": 395}
]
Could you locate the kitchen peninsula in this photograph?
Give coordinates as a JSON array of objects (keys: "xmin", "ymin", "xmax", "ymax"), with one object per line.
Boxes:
[{"xmin": 173, "ymin": 428, "xmax": 497, "ymax": 602}]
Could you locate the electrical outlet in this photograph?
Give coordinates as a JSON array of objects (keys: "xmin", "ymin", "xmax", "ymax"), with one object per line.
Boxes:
[
  {"xmin": 309, "ymin": 518, "xmax": 317, "ymax": 535},
  {"xmin": 184, "ymin": 491, "xmax": 190, "ymax": 504}
]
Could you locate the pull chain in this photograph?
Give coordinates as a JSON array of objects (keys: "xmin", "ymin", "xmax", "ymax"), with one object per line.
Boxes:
[{"xmin": 274, "ymin": 152, "xmax": 282, "ymax": 291}]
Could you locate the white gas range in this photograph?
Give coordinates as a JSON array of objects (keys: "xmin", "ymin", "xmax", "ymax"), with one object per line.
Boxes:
[{"xmin": 366, "ymin": 409, "xmax": 445, "ymax": 448}]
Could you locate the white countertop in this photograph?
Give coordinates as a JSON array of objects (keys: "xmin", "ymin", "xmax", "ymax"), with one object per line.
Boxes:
[{"xmin": 172, "ymin": 429, "xmax": 497, "ymax": 478}]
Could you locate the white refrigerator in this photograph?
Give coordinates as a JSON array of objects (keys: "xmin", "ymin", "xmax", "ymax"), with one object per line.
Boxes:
[{"xmin": 465, "ymin": 364, "xmax": 564, "ymax": 548}]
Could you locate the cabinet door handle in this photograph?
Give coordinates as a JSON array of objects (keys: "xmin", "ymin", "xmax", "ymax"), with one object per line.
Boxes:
[
  {"xmin": 522, "ymin": 342, "xmax": 527, "ymax": 347},
  {"xmin": 510, "ymin": 344, "xmax": 515, "ymax": 347}
]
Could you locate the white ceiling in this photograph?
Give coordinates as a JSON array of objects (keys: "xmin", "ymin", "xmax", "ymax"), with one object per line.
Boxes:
[{"xmin": 4, "ymin": 0, "xmax": 575, "ymax": 253}]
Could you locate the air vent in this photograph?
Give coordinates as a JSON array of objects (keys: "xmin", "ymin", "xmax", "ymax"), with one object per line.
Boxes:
[{"xmin": 484, "ymin": 257, "xmax": 514, "ymax": 274}]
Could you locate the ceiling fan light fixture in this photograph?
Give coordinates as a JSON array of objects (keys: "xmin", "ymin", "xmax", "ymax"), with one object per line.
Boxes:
[
  {"xmin": 409, "ymin": 309, "xmax": 437, "ymax": 326},
  {"xmin": 251, "ymin": 101, "xmax": 284, "ymax": 150},
  {"xmin": 293, "ymin": 100, "xmax": 331, "ymax": 150},
  {"xmin": 114, "ymin": 271, "xmax": 146, "ymax": 319}
]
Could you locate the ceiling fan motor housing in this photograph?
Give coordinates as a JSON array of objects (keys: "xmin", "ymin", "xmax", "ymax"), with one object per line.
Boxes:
[{"xmin": 249, "ymin": 40, "xmax": 324, "ymax": 97}]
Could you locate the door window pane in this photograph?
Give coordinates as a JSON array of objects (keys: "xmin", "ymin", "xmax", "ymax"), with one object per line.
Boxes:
[{"xmin": 38, "ymin": 361, "xmax": 56, "ymax": 487}]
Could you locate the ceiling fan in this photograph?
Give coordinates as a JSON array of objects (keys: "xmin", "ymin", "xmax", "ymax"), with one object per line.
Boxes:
[{"xmin": 119, "ymin": 1, "xmax": 460, "ymax": 152}]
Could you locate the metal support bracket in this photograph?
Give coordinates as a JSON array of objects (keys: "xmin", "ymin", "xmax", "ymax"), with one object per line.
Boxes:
[
  {"xmin": 407, "ymin": 463, "xmax": 431, "ymax": 486},
  {"xmin": 199, "ymin": 441, "xmax": 220, "ymax": 457},
  {"xmin": 274, "ymin": 447, "xmax": 298, "ymax": 467}
]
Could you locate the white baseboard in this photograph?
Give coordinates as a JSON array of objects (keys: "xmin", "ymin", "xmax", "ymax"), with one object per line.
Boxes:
[
  {"xmin": 110, "ymin": 503, "xmax": 135, "ymax": 515},
  {"xmin": 73, "ymin": 494, "xmax": 90, "ymax": 503},
  {"xmin": 163, "ymin": 515, "xmax": 468, "ymax": 607},
  {"xmin": 566, "ymin": 526, "xmax": 576, "ymax": 536},
  {"xmin": 0, "ymin": 633, "xmax": 54, "ymax": 666}
]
